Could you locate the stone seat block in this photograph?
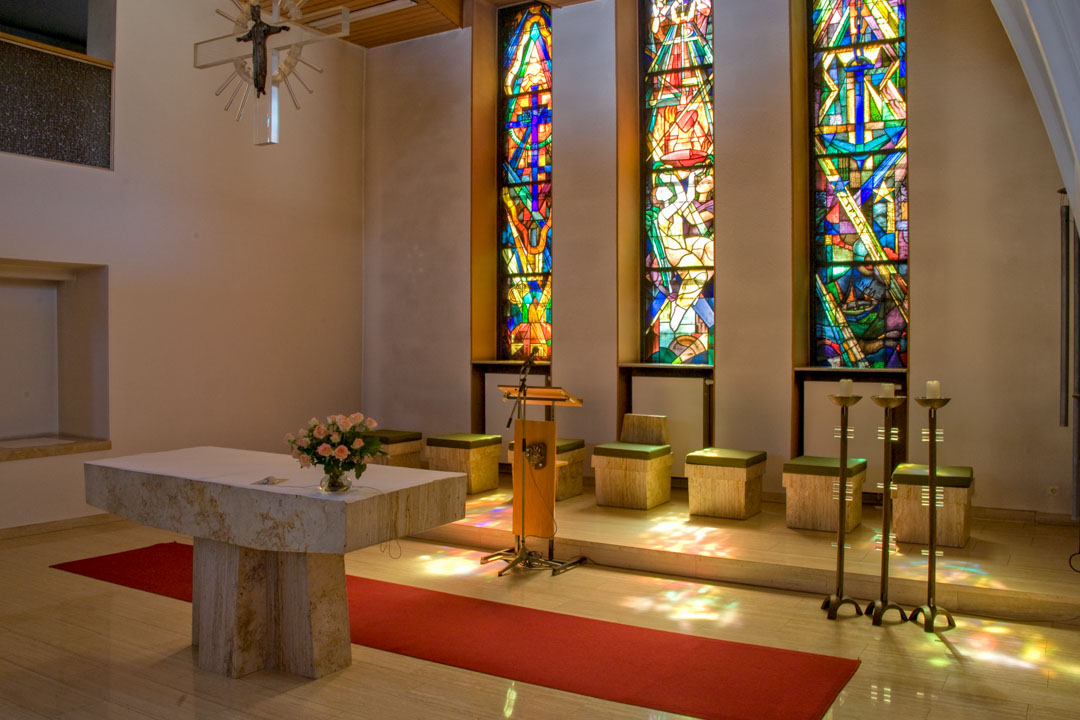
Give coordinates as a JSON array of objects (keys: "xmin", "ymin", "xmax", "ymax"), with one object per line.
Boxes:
[
  {"xmin": 425, "ymin": 434, "xmax": 502, "ymax": 494},
  {"xmin": 891, "ymin": 463, "xmax": 974, "ymax": 548},
  {"xmin": 782, "ymin": 455, "xmax": 866, "ymax": 532},
  {"xmin": 362, "ymin": 429, "xmax": 423, "ymax": 469},
  {"xmin": 508, "ymin": 437, "xmax": 585, "ymax": 500},
  {"xmin": 686, "ymin": 448, "xmax": 767, "ymax": 520}
]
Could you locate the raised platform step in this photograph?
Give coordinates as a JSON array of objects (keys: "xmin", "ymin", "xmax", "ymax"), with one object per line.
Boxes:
[{"xmin": 414, "ymin": 481, "xmax": 1080, "ymax": 625}]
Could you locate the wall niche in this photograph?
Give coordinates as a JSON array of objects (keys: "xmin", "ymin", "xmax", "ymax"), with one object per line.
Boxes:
[{"xmin": 0, "ymin": 258, "xmax": 109, "ymax": 461}]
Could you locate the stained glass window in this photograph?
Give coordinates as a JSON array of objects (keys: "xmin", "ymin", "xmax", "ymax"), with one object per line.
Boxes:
[
  {"xmin": 811, "ymin": 0, "xmax": 908, "ymax": 367},
  {"xmin": 640, "ymin": 0, "xmax": 714, "ymax": 365},
  {"xmin": 498, "ymin": 3, "xmax": 553, "ymax": 360}
]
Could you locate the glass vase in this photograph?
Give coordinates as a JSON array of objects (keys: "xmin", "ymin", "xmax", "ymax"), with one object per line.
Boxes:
[{"xmin": 320, "ymin": 468, "xmax": 352, "ymax": 493}]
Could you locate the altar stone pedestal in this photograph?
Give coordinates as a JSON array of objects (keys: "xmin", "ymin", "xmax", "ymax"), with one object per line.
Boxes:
[{"xmin": 84, "ymin": 447, "xmax": 466, "ymax": 679}]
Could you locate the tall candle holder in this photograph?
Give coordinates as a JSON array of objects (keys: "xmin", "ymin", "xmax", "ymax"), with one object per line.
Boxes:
[
  {"xmin": 865, "ymin": 394, "xmax": 908, "ymax": 625},
  {"xmin": 822, "ymin": 393, "xmax": 863, "ymax": 619},
  {"xmin": 909, "ymin": 396, "xmax": 956, "ymax": 632}
]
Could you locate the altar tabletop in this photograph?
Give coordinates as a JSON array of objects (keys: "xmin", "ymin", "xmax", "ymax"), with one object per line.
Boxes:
[
  {"xmin": 83, "ymin": 447, "xmax": 467, "ymax": 678},
  {"xmin": 85, "ymin": 446, "xmax": 467, "ymax": 554}
]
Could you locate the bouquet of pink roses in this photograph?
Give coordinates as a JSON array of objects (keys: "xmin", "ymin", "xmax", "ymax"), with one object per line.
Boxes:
[{"xmin": 285, "ymin": 413, "xmax": 384, "ymax": 489}]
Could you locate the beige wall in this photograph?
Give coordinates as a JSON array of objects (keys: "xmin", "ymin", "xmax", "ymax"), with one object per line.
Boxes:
[
  {"xmin": 550, "ymin": 0, "xmax": 619, "ymax": 459},
  {"xmin": 361, "ymin": 29, "xmax": 473, "ymax": 437},
  {"xmin": 712, "ymin": 0, "xmax": 796, "ymax": 492},
  {"xmin": 907, "ymin": 0, "xmax": 1068, "ymax": 512},
  {"xmin": 0, "ymin": 0, "xmax": 366, "ymax": 528}
]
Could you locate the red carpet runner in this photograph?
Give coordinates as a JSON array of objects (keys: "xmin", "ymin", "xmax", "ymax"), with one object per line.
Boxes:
[{"xmin": 53, "ymin": 542, "xmax": 859, "ymax": 720}]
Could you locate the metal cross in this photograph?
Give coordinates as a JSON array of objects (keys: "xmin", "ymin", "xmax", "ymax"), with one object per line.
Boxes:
[{"xmin": 194, "ymin": 1, "xmax": 349, "ymax": 145}]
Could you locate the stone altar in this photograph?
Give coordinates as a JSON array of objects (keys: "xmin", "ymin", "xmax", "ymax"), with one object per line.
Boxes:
[{"xmin": 84, "ymin": 447, "xmax": 466, "ymax": 679}]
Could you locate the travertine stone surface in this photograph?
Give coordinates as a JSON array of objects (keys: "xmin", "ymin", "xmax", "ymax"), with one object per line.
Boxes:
[
  {"xmin": 508, "ymin": 446, "xmax": 584, "ymax": 500},
  {"xmin": 426, "ymin": 443, "xmax": 500, "ymax": 494},
  {"xmin": 592, "ymin": 453, "xmax": 672, "ymax": 510},
  {"xmin": 687, "ymin": 462, "xmax": 765, "ymax": 519},
  {"xmin": 85, "ymin": 447, "xmax": 466, "ymax": 553},
  {"xmin": 85, "ymin": 447, "xmax": 466, "ymax": 678},
  {"xmin": 369, "ymin": 439, "xmax": 423, "ymax": 469},
  {"xmin": 782, "ymin": 470, "xmax": 865, "ymax": 532},
  {"xmin": 892, "ymin": 484, "xmax": 972, "ymax": 548}
]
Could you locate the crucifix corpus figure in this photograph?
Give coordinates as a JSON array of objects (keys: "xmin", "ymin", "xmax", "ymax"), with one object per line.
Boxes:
[{"xmin": 237, "ymin": 4, "xmax": 289, "ymax": 97}]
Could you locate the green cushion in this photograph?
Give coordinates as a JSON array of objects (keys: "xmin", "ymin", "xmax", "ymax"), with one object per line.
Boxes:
[
  {"xmin": 892, "ymin": 463, "xmax": 974, "ymax": 488},
  {"xmin": 783, "ymin": 455, "xmax": 867, "ymax": 477},
  {"xmin": 508, "ymin": 437, "xmax": 585, "ymax": 454},
  {"xmin": 593, "ymin": 442, "xmax": 671, "ymax": 461},
  {"xmin": 426, "ymin": 433, "xmax": 503, "ymax": 450},
  {"xmin": 360, "ymin": 429, "xmax": 421, "ymax": 445},
  {"xmin": 686, "ymin": 447, "xmax": 766, "ymax": 468}
]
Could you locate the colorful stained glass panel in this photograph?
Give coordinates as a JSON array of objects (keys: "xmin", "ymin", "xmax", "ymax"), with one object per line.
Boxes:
[
  {"xmin": 644, "ymin": 71, "xmax": 714, "ymax": 170},
  {"xmin": 813, "ymin": 263, "xmax": 907, "ymax": 368},
  {"xmin": 644, "ymin": 269, "xmax": 714, "ymax": 365},
  {"xmin": 813, "ymin": 152, "xmax": 907, "ymax": 264},
  {"xmin": 501, "ymin": 5, "xmax": 552, "ymax": 95},
  {"xmin": 502, "ymin": 93, "xmax": 552, "ymax": 185},
  {"xmin": 813, "ymin": 42, "xmax": 906, "ymax": 155},
  {"xmin": 643, "ymin": 0, "xmax": 713, "ymax": 73},
  {"xmin": 645, "ymin": 168, "xmax": 715, "ymax": 271},
  {"xmin": 500, "ymin": 274, "xmax": 552, "ymax": 360},
  {"xmin": 812, "ymin": 0, "xmax": 905, "ymax": 49},
  {"xmin": 499, "ymin": 184, "xmax": 552, "ymax": 275},
  {"xmin": 642, "ymin": 0, "xmax": 714, "ymax": 365},
  {"xmin": 498, "ymin": 3, "xmax": 552, "ymax": 361},
  {"xmin": 811, "ymin": 0, "xmax": 907, "ymax": 368}
]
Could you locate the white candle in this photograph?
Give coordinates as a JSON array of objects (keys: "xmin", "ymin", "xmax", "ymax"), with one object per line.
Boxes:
[
  {"xmin": 837, "ymin": 378, "xmax": 853, "ymax": 397},
  {"xmin": 926, "ymin": 380, "xmax": 941, "ymax": 399},
  {"xmin": 880, "ymin": 383, "xmax": 895, "ymax": 398}
]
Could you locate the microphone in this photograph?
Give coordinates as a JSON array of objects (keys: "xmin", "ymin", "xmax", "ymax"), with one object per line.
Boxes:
[{"xmin": 520, "ymin": 347, "xmax": 539, "ymax": 376}]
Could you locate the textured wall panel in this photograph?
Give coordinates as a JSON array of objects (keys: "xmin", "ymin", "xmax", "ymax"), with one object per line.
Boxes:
[{"xmin": 0, "ymin": 40, "xmax": 111, "ymax": 169}]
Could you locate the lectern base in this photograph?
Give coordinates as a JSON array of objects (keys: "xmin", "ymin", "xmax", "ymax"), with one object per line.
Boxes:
[{"xmin": 481, "ymin": 537, "xmax": 586, "ymax": 576}]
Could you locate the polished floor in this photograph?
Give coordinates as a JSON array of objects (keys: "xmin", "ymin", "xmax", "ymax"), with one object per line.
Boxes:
[
  {"xmin": 418, "ymin": 481, "xmax": 1080, "ymax": 624},
  {"xmin": 1, "ymin": 519, "xmax": 1080, "ymax": 719}
]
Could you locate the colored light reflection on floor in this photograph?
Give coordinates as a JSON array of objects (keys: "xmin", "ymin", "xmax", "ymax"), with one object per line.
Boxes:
[
  {"xmin": 417, "ymin": 546, "xmax": 491, "ymax": 577},
  {"xmin": 620, "ymin": 578, "xmax": 741, "ymax": 631},
  {"xmin": 889, "ymin": 554, "xmax": 1010, "ymax": 589},
  {"xmin": 464, "ymin": 490, "xmax": 514, "ymax": 529},
  {"xmin": 638, "ymin": 512, "xmax": 733, "ymax": 557},
  {"xmin": 917, "ymin": 617, "xmax": 1080, "ymax": 681}
]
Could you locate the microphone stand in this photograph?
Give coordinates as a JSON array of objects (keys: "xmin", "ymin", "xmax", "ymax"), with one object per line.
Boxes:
[{"xmin": 481, "ymin": 349, "xmax": 584, "ymax": 576}]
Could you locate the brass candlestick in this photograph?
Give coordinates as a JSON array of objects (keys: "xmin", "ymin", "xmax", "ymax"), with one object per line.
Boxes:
[
  {"xmin": 822, "ymin": 394, "xmax": 864, "ymax": 619},
  {"xmin": 865, "ymin": 395, "xmax": 908, "ymax": 625},
  {"xmin": 909, "ymin": 396, "xmax": 956, "ymax": 632}
]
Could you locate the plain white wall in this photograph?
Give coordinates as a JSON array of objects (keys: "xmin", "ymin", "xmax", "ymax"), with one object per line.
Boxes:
[
  {"xmin": 550, "ymin": 0, "xmax": 618, "ymax": 467},
  {"xmin": 361, "ymin": 29, "xmax": 473, "ymax": 437},
  {"xmin": 906, "ymin": 0, "xmax": 1069, "ymax": 512},
  {"xmin": 0, "ymin": 0, "xmax": 366, "ymax": 528},
  {"xmin": 712, "ymin": 0, "xmax": 795, "ymax": 494},
  {"xmin": 0, "ymin": 282, "xmax": 58, "ymax": 438}
]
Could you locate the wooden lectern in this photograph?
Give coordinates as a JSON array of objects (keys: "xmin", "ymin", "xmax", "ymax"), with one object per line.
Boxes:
[{"xmin": 480, "ymin": 384, "xmax": 585, "ymax": 576}]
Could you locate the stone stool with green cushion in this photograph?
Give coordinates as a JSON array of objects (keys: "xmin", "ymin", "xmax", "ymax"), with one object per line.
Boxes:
[
  {"xmin": 425, "ymin": 434, "xmax": 503, "ymax": 494},
  {"xmin": 782, "ymin": 455, "xmax": 868, "ymax": 532},
  {"xmin": 891, "ymin": 463, "xmax": 974, "ymax": 548},
  {"xmin": 361, "ymin": 430, "xmax": 423, "ymax": 469},
  {"xmin": 686, "ymin": 448, "xmax": 767, "ymax": 519},
  {"xmin": 509, "ymin": 437, "xmax": 585, "ymax": 500},
  {"xmin": 591, "ymin": 414, "xmax": 673, "ymax": 510}
]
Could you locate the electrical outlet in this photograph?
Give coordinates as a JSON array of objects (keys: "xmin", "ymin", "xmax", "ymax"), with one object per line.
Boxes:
[{"xmin": 1047, "ymin": 486, "xmax": 1059, "ymax": 496}]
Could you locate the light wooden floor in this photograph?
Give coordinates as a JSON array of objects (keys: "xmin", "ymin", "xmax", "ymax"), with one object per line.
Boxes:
[
  {"xmin": 2, "ymin": 519, "xmax": 1080, "ymax": 719},
  {"xmin": 421, "ymin": 482, "xmax": 1080, "ymax": 623}
]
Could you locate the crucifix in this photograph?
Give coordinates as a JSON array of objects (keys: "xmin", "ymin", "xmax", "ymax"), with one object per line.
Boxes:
[{"xmin": 194, "ymin": 1, "xmax": 350, "ymax": 145}]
